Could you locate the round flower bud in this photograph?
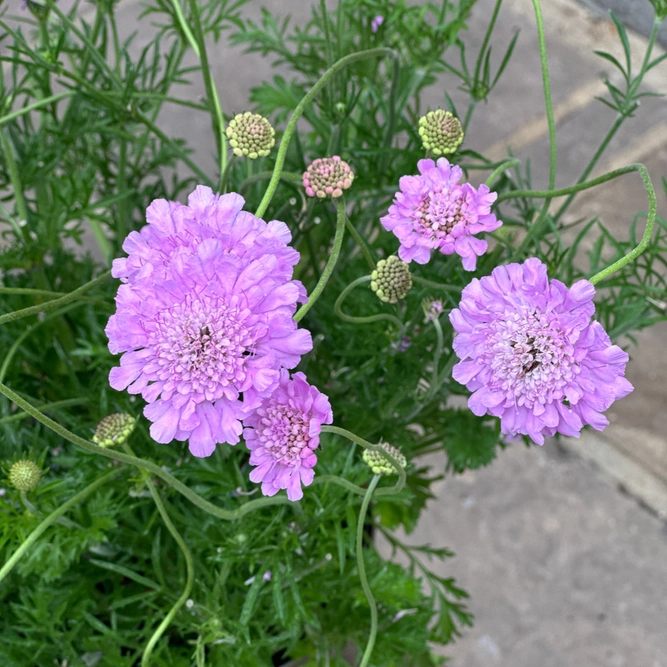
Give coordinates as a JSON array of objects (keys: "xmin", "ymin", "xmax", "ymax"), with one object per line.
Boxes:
[
  {"xmin": 93, "ymin": 413, "xmax": 136, "ymax": 447},
  {"xmin": 370, "ymin": 255, "xmax": 412, "ymax": 303},
  {"xmin": 302, "ymin": 156, "xmax": 354, "ymax": 198},
  {"xmin": 418, "ymin": 109, "xmax": 464, "ymax": 155},
  {"xmin": 226, "ymin": 112, "xmax": 276, "ymax": 159},
  {"xmin": 422, "ymin": 297, "xmax": 444, "ymax": 322},
  {"xmin": 362, "ymin": 443, "xmax": 407, "ymax": 475},
  {"xmin": 8, "ymin": 460, "xmax": 42, "ymax": 492}
]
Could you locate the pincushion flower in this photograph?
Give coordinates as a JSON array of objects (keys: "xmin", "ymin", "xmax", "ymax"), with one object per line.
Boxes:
[
  {"xmin": 106, "ymin": 187, "xmax": 312, "ymax": 457},
  {"xmin": 244, "ymin": 370, "xmax": 333, "ymax": 501},
  {"xmin": 450, "ymin": 258, "xmax": 633, "ymax": 445},
  {"xmin": 381, "ymin": 158, "xmax": 501, "ymax": 270}
]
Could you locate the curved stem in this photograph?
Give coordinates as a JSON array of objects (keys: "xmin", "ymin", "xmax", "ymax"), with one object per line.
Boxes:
[
  {"xmin": 494, "ymin": 162, "xmax": 656, "ymax": 284},
  {"xmin": 0, "ymin": 381, "xmax": 290, "ymax": 521},
  {"xmin": 294, "ymin": 196, "xmax": 347, "ymax": 323},
  {"xmin": 0, "ymin": 470, "xmax": 120, "ymax": 584},
  {"xmin": 321, "ymin": 425, "xmax": 406, "ymax": 497},
  {"xmin": 356, "ymin": 474, "xmax": 380, "ymax": 667},
  {"xmin": 484, "ymin": 158, "xmax": 521, "ymax": 188},
  {"xmin": 334, "ymin": 276, "xmax": 404, "ymax": 328},
  {"xmin": 312, "ymin": 474, "xmax": 366, "ymax": 496},
  {"xmin": 255, "ymin": 48, "xmax": 397, "ymax": 219},
  {"xmin": 0, "ymin": 270, "xmax": 111, "ymax": 326}
]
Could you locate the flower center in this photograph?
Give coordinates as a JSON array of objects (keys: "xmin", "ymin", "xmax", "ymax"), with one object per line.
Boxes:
[
  {"xmin": 256, "ymin": 402, "xmax": 312, "ymax": 467},
  {"xmin": 415, "ymin": 187, "xmax": 469, "ymax": 238},
  {"xmin": 483, "ymin": 307, "xmax": 579, "ymax": 408},
  {"xmin": 151, "ymin": 295, "xmax": 254, "ymax": 398}
]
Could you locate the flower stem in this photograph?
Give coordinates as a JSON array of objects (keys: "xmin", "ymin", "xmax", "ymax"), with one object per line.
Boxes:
[
  {"xmin": 356, "ymin": 474, "xmax": 381, "ymax": 667},
  {"xmin": 484, "ymin": 158, "xmax": 521, "ymax": 188},
  {"xmin": 294, "ymin": 196, "xmax": 347, "ymax": 323},
  {"xmin": 0, "ymin": 381, "xmax": 291, "ymax": 521},
  {"xmin": 334, "ymin": 276, "xmax": 404, "ymax": 328},
  {"xmin": 321, "ymin": 425, "xmax": 406, "ymax": 496},
  {"xmin": 0, "ymin": 270, "xmax": 111, "ymax": 326},
  {"xmin": 0, "ymin": 470, "xmax": 120, "ymax": 584},
  {"xmin": 509, "ymin": 0, "xmax": 556, "ymax": 262},
  {"xmin": 255, "ymin": 48, "xmax": 398, "ymax": 219},
  {"xmin": 411, "ymin": 275, "xmax": 462, "ymax": 292},
  {"xmin": 122, "ymin": 445, "xmax": 195, "ymax": 667},
  {"xmin": 345, "ymin": 216, "xmax": 375, "ymax": 270},
  {"xmin": 495, "ymin": 162, "xmax": 657, "ymax": 284}
]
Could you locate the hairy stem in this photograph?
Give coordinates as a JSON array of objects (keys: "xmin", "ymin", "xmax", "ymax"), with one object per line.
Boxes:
[{"xmin": 334, "ymin": 276, "xmax": 404, "ymax": 328}]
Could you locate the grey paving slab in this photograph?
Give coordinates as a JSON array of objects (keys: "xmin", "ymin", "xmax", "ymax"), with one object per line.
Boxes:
[{"xmin": 378, "ymin": 443, "xmax": 667, "ymax": 666}]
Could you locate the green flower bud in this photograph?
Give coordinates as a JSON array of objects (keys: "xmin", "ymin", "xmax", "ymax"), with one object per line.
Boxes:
[
  {"xmin": 8, "ymin": 460, "xmax": 42, "ymax": 492},
  {"xmin": 418, "ymin": 109, "xmax": 464, "ymax": 155},
  {"xmin": 93, "ymin": 413, "xmax": 136, "ymax": 447},
  {"xmin": 226, "ymin": 112, "xmax": 276, "ymax": 159},
  {"xmin": 362, "ymin": 442, "xmax": 407, "ymax": 475},
  {"xmin": 370, "ymin": 255, "xmax": 412, "ymax": 303}
]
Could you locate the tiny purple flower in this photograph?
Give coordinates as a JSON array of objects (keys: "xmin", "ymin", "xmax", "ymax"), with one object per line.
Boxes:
[
  {"xmin": 371, "ymin": 16, "xmax": 384, "ymax": 33},
  {"xmin": 381, "ymin": 158, "xmax": 502, "ymax": 270},
  {"xmin": 450, "ymin": 258, "xmax": 633, "ymax": 445},
  {"xmin": 244, "ymin": 370, "xmax": 333, "ymax": 501},
  {"xmin": 107, "ymin": 187, "xmax": 312, "ymax": 458}
]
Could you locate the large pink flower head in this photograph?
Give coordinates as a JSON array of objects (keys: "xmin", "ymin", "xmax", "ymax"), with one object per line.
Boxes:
[
  {"xmin": 380, "ymin": 158, "xmax": 501, "ymax": 270},
  {"xmin": 450, "ymin": 258, "xmax": 633, "ymax": 445},
  {"xmin": 106, "ymin": 187, "xmax": 312, "ymax": 458},
  {"xmin": 244, "ymin": 370, "xmax": 333, "ymax": 501}
]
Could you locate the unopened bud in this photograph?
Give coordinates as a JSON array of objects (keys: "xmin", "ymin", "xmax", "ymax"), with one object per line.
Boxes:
[
  {"xmin": 362, "ymin": 443, "xmax": 407, "ymax": 475},
  {"xmin": 303, "ymin": 156, "xmax": 354, "ymax": 198},
  {"xmin": 370, "ymin": 255, "xmax": 412, "ymax": 303},
  {"xmin": 226, "ymin": 112, "xmax": 276, "ymax": 159},
  {"xmin": 8, "ymin": 460, "xmax": 42, "ymax": 492},
  {"xmin": 93, "ymin": 413, "xmax": 136, "ymax": 447},
  {"xmin": 418, "ymin": 109, "xmax": 464, "ymax": 155}
]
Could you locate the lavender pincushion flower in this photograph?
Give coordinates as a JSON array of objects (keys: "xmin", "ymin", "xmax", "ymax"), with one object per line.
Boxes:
[
  {"xmin": 381, "ymin": 158, "xmax": 501, "ymax": 270},
  {"xmin": 106, "ymin": 188, "xmax": 312, "ymax": 458},
  {"xmin": 244, "ymin": 370, "xmax": 333, "ymax": 501},
  {"xmin": 450, "ymin": 258, "xmax": 633, "ymax": 445}
]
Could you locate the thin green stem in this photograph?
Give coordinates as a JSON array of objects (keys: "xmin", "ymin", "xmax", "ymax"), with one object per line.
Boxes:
[
  {"xmin": 186, "ymin": 0, "xmax": 227, "ymax": 176},
  {"xmin": 356, "ymin": 474, "xmax": 380, "ymax": 667},
  {"xmin": 0, "ymin": 92, "xmax": 73, "ymax": 128},
  {"xmin": 321, "ymin": 425, "xmax": 406, "ymax": 496},
  {"xmin": 0, "ymin": 381, "xmax": 291, "ymax": 521},
  {"xmin": 509, "ymin": 0, "xmax": 556, "ymax": 262},
  {"xmin": 0, "ymin": 470, "xmax": 120, "ymax": 584},
  {"xmin": 473, "ymin": 0, "xmax": 503, "ymax": 94},
  {"xmin": 428, "ymin": 317, "xmax": 444, "ymax": 402},
  {"xmin": 345, "ymin": 216, "xmax": 375, "ymax": 270},
  {"xmin": 484, "ymin": 158, "xmax": 521, "ymax": 188},
  {"xmin": 0, "ymin": 271, "xmax": 111, "ymax": 326},
  {"xmin": 0, "ymin": 287, "xmax": 66, "ymax": 298},
  {"xmin": 255, "ymin": 48, "xmax": 397, "ymax": 218},
  {"xmin": 0, "ymin": 130, "xmax": 29, "ymax": 229},
  {"xmin": 334, "ymin": 276, "xmax": 404, "ymax": 329},
  {"xmin": 117, "ymin": 137, "xmax": 128, "ymax": 248},
  {"xmin": 294, "ymin": 197, "xmax": 347, "ymax": 323}
]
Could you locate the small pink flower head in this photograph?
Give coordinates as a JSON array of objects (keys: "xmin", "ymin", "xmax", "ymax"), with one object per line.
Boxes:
[
  {"xmin": 106, "ymin": 187, "xmax": 312, "ymax": 458},
  {"xmin": 450, "ymin": 258, "xmax": 634, "ymax": 445},
  {"xmin": 244, "ymin": 370, "xmax": 333, "ymax": 501},
  {"xmin": 303, "ymin": 156, "xmax": 354, "ymax": 198},
  {"xmin": 371, "ymin": 16, "xmax": 384, "ymax": 32},
  {"xmin": 380, "ymin": 158, "xmax": 502, "ymax": 270}
]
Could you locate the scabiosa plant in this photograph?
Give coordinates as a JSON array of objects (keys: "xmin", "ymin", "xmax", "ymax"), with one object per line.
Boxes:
[
  {"xmin": 362, "ymin": 442, "xmax": 407, "ymax": 475},
  {"xmin": 244, "ymin": 370, "xmax": 333, "ymax": 501},
  {"xmin": 380, "ymin": 158, "xmax": 502, "ymax": 270},
  {"xmin": 450, "ymin": 258, "xmax": 634, "ymax": 445},
  {"xmin": 107, "ymin": 187, "xmax": 312, "ymax": 457},
  {"xmin": 302, "ymin": 156, "xmax": 354, "ymax": 198}
]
